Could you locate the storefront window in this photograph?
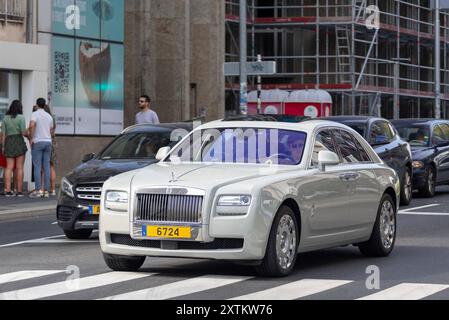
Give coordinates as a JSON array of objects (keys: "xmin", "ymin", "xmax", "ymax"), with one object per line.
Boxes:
[{"xmin": 0, "ymin": 70, "xmax": 20, "ymax": 122}]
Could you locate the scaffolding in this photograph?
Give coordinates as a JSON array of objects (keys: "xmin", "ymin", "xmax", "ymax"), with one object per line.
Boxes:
[{"xmin": 225, "ymin": 0, "xmax": 449, "ymax": 119}]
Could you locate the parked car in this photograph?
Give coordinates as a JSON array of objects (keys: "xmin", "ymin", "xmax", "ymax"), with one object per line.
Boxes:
[
  {"xmin": 57, "ymin": 122, "xmax": 193, "ymax": 239},
  {"xmin": 99, "ymin": 119, "xmax": 399, "ymax": 277},
  {"xmin": 391, "ymin": 119, "xmax": 449, "ymax": 198},
  {"xmin": 324, "ymin": 116, "xmax": 413, "ymax": 206}
]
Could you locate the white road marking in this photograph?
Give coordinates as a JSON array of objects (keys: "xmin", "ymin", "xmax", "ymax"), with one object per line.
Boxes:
[
  {"xmin": 399, "ymin": 211, "xmax": 449, "ymax": 216},
  {"xmin": 229, "ymin": 279, "xmax": 352, "ymax": 300},
  {"xmin": 0, "ymin": 272, "xmax": 154, "ymax": 300},
  {"xmin": 399, "ymin": 204, "xmax": 440, "ymax": 213},
  {"xmin": 30, "ymin": 239, "xmax": 98, "ymax": 244},
  {"xmin": 358, "ymin": 283, "xmax": 449, "ymax": 300},
  {"xmin": 51, "ymin": 222, "xmax": 58, "ymax": 225},
  {"xmin": 0, "ymin": 235, "xmax": 65, "ymax": 248},
  {"xmin": 101, "ymin": 275, "xmax": 252, "ymax": 300},
  {"xmin": 0, "ymin": 271, "xmax": 64, "ymax": 285}
]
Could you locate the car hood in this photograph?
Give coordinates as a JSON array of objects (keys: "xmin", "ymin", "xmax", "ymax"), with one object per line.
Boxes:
[
  {"xmin": 130, "ymin": 162, "xmax": 292, "ymax": 191},
  {"xmin": 67, "ymin": 159, "xmax": 157, "ymax": 184},
  {"xmin": 411, "ymin": 147, "xmax": 435, "ymax": 160}
]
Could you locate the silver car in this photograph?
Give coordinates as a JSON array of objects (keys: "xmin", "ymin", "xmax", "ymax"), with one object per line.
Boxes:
[{"xmin": 99, "ymin": 119, "xmax": 400, "ymax": 277}]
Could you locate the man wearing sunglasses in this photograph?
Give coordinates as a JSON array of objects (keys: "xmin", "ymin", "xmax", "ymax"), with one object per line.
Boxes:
[
  {"xmin": 136, "ymin": 95, "xmax": 160, "ymax": 125},
  {"xmin": 286, "ymin": 135, "xmax": 305, "ymax": 164}
]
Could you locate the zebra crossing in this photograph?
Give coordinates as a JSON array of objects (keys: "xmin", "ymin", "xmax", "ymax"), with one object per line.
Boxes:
[{"xmin": 1, "ymin": 270, "xmax": 449, "ymax": 300}]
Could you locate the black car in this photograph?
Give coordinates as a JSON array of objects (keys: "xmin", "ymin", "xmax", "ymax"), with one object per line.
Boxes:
[
  {"xmin": 57, "ymin": 122, "xmax": 193, "ymax": 239},
  {"xmin": 391, "ymin": 119, "xmax": 449, "ymax": 198},
  {"xmin": 324, "ymin": 116, "xmax": 413, "ymax": 205}
]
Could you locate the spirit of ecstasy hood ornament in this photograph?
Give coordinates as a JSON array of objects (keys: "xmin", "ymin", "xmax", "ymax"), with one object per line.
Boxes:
[{"xmin": 169, "ymin": 171, "xmax": 178, "ymax": 183}]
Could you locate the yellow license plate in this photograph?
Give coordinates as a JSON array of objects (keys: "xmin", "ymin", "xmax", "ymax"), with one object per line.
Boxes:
[
  {"xmin": 89, "ymin": 205, "xmax": 100, "ymax": 215},
  {"xmin": 142, "ymin": 226, "xmax": 191, "ymax": 239}
]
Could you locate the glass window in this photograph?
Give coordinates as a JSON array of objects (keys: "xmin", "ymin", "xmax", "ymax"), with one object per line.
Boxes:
[
  {"xmin": 352, "ymin": 137, "xmax": 372, "ymax": 162},
  {"xmin": 333, "ymin": 130, "xmax": 364, "ymax": 163},
  {"xmin": 346, "ymin": 123, "xmax": 367, "ymax": 139},
  {"xmin": 99, "ymin": 132, "xmax": 172, "ymax": 160},
  {"xmin": 311, "ymin": 129, "xmax": 339, "ymax": 168},
  {"xmin": 433, "ymin": 125, "xmax": 447, "ymax": 145},
  {"xmin": 370, "ymin": 121, "xmax": 394, "ymax": 144},
  {"xmin": 170, "ymin": 128, "xmax": 307, "ymax": 166},
  {"xmin": 438, "ymin": 124, "xmax": 449, "ymax": 141},
  {"xmin": 395, "ymin": 125, "xmax": 430, "ymax": 147}
]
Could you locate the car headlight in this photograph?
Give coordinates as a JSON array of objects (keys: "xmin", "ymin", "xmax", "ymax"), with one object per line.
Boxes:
[
  {"xmin": 61, "ymin": 177, "xmax": 74, "ymax": 198},
  {"xmin": 105, "ymin": 191, "xmax": 129, "ymax": 212},
  {"xmin": 412, "ymin": 161, "xmax": 425, "ymax": 169},
  {"xmin": 217, "ymin": 195, "xmax": 252, "ymax": 216}
]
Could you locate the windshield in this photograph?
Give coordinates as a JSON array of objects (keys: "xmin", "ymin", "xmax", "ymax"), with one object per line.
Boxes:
[
  {"xmin": 395, "ymin": 126, "xmax": 430, "ymax": 147},
  {"xmin": 99, "ymin": 132, "xmax": 175, "ymax": 160},
  {"xmin": 167, "ymin": 128, "xmax": 307, "ymax": 166}
]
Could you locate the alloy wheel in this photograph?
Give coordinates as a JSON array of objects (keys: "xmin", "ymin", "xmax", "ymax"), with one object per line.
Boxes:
[
  {"xmin": 276, "ymin": 215, "xmax": 297, "ymax": 271},
  {"xmin": 380, "ymin": 200, "xmax": 396, "ymax": 250}
]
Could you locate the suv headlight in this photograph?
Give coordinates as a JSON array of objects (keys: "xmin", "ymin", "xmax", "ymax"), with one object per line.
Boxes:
[
  {"xmin": 61, "ymin": 177, "xmax": 74, "ymax": 198},
  {"xmin": 412, "ymin": 161, "xmax": 425, "ymax": 169},
  {"xmin": 217, "ymin": 195, "xmax": 252, "ymax": 216},
  {"xmin": 106, "ymin": 191, "xmax": 129, "ymax": 212}
]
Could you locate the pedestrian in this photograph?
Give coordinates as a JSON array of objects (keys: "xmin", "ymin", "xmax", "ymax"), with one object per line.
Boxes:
[
  {"xmin": 1, "ymin": 100, "xmax": 28, "ymax": 197},
  {"xmin": 29, "ymin": 98, "xmax": 54, "ymax": 198},
  {"xmin": 136, "ymin": 95, "xmax": 160, "ymax": 125},
  {"xmin": 39, "ymin": 104, "xmax": 57, "ymax": 196}
]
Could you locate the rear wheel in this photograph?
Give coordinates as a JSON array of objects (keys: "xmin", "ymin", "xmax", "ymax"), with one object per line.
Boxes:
[
  {"xmin": 63, "ymin": 229, "xmax": 93, "ymax": 240},
  {"xmin": 359, "ymin": 193, "xmax": 396, "ymax": 257},
  {"xmin": 400, "ymin": 168, "xmax": 412, "ymax": 206},
  {"xmin": 256, "ymin": 206, "xmax": 299, "ymax": 277},
  {"xmin": 103, "ymin": 253, "xmax": 146, "ymax": 272},
  {"xmin": 418, "ymin": 166, "xmax": 436, "ymax": 198}
]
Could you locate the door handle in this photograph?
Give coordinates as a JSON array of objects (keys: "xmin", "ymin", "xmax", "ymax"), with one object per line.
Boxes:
[
  {"xmin": 346, "ymin": 172, "xmax": 361, "ymax": 181},
  {"xmin": 339, "ymin": 173, "xmax": 349, "ymax": 181}
]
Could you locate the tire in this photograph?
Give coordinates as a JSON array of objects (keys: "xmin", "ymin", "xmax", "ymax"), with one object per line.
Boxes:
[
  {"xmin": 359, "ymin": 193, "xmax": 397, "ymax": 257},
  {"xmin": 63, "ymin": 229, "xmax": 93, "ymax": 240},
  {"xmin": 103, "ymin": 253, "xmax": 146, "ymax": 272},
  {"xmin": 418, "ymin": 166, "xmax": 436, "ymax": 198},
  {"xmin": 400, "ymin": 168, "xmax": 412, "ymax": 206},
  {"xmin": 255, "ymin": 206, "xmax": 299, "ymax": 277}
]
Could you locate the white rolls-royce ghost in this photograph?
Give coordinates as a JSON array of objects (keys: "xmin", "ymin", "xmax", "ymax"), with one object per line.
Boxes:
[{"xmin": 99, "ymin": 119, "xmax": 400, "ymax": 277}]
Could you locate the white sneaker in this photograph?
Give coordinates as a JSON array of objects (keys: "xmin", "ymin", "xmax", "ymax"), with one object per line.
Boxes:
[
  {"xmin": 29, "ymin": 190, "xmax": 44, "ymax": 198},
  {"xmin": 43, "ymin": 191, "xmax": 50, "ymax": 198}
]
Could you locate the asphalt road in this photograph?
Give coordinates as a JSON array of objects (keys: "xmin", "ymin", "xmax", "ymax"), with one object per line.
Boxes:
[{"xmin": 1, "ymin": 187, "xmax": 449, "ymax": 301}]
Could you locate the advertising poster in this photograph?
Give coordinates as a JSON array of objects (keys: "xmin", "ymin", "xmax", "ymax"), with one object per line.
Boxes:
[
  {"xmin": 75, "ymin": 38, "xmax": 102, "ymax": 135},
  {"xmin": 75, "ymin": 0, "xmax": 101, "ymax": 39},
  {"xmin": 100, "ymin": 0, "xmax": 124, "ymax": 42},
  {"xmin": 52, "ymin": 36, "xmax": 76, "ymax": 135},
  {"xmin": 52, "ymin": 0, "xmax": 76, "ymax": 36},
  {"xmin": 100, "ymin": 43, "xmax": 124, "ymax": 135}
]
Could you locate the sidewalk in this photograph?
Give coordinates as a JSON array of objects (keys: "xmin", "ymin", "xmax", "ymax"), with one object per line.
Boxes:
[{"xmin": 0, "ymin": 194, "xmax": 57, "ymax": 221}]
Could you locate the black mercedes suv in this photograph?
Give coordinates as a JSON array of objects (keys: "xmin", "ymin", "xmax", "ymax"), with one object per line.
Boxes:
[{"xmin": 57, "ymin": 122, "xmax": 193, "ymax": 239}]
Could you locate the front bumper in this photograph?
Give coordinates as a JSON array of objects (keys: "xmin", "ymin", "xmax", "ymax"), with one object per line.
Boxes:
[{"xmin": 57, "ymin": 194, "xmax": 99, "ymax": 231}]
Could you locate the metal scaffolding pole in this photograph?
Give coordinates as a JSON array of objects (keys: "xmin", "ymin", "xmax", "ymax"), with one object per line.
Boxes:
[
  {"xmin": 436, "ymin": 0, "xmax": 442, "ymax": 119},
  {"xmin": 239, "ymin": 0, "xmax": 248, "ymax": 115}
]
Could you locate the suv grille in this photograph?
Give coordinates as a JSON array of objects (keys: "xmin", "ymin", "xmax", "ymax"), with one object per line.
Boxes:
[
  {"xmin": 136, "ymin": 194, "xmax": 203, "ymax": 223},
  {"xmin": 76, "ymin": 183, "xmax": 103, "ymax": 202}
]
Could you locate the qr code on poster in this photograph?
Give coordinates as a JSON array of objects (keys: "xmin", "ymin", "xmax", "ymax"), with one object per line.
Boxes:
[{"xmin": 54, "ymin": 51, "xmax": 70, "ymax": 93}]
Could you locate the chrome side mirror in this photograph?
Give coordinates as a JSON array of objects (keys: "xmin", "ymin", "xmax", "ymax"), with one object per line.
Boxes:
[
  {"xmin": 156, "ymin": 147, "xmax": 171, "ymax": 161},
  {"xmin": 318, "ymin": 151, "xmax": 340, "ymax": 171}
]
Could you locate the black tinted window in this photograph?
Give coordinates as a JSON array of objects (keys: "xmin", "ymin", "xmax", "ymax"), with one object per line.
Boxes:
[
  {"xmin": 333, "ymin": 130, "xmax": 365, "ymax": 163},
  {"xmin": 100, "ymin": 132, "xmax": 173, "ymax": 160},
  {"xmin": 438, "ymin": 124, "xmax": 449, "ymax": 141},
  {"xmin": 346, "ymin": 124, "xmax": 367, "ymax": 138},
  {"xmin": 311, "ymin": 130, "xmax": 339, "ymax": 167}
]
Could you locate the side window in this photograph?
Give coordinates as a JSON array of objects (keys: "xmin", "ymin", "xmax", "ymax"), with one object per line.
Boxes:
[
  {"xmin": 433, "ymin": 125, "xmax": 446, "ymax": 145},
  {"xmin": 370, "ymin": 121, "xmax": 394, "ymax": 144},
  {"xmin": 311, "ymin": 130, "xmax": 339, "ymax": 168},
  {"xmin": 352, "ymin": 136, "xmax": 372, "ymax": 162},
  {"xmin": 438, "ymin": 124, "xmax": 449, "ymax": 141},
  {"xmin": 333, "ymin": 130, "xmax": 364, "ymax": 163}
]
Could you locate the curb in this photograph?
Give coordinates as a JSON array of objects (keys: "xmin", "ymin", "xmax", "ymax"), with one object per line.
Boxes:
[{"xmin": 0, "ymin": 205, "xmax": 56, "ymax": 222}]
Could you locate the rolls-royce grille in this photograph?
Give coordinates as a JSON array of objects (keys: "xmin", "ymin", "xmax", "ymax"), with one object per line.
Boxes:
[
  {"xmin": 136, "ymin": 194, "xmax": 203, "ymax": 223},
  {"xmin": 76, "ymin": 183, "xmax": 103, "ymax": 202}
]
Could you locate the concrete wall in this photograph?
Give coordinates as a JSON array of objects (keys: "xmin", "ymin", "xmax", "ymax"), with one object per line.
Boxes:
[
  {"xmin": 0, "ymin": 23, "xmax": 26, "ymax": 42},
  {"xmin": 124, "ymin": 0, "xmax": 225, "ymax": 127}
]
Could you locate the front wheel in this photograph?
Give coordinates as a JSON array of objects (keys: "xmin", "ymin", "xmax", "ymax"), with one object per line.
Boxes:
[
  {"xmin": 400, "ymin": 168, "xmax": 412, "ymax": 206},
  {"xmin": 103, "ymin": 253, "xmax": 146, "ymax": 272},
  {"xmin": 63, "ymin": 229, "xmax": 93, "ymax": 240},
  {"xmin": 359, "ymin": 193, "xmax": 397, "ymax": 257},
  {"xmin": 255, "ymin": 206, "xmax": 299, "ymax": 277},
  {"xmin": 418, "ymin": 166, "xmax": 436, "ymax": 198}
]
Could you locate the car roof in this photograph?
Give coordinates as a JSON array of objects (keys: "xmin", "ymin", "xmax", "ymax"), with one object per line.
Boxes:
[
  {"xmin": 322, "ymin": 116, "xmax": 384, "ymax": 124},
  {"xmin": 200, "ymin": 119, "xmax": 353, "ymax": 134},
  {"xmin": 121, "ymin": 122, "xmax": 194, "ymax": 134},
  {"xmin": 390, "ymin": 119, "xmax": 449, "ymax": 126}
]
